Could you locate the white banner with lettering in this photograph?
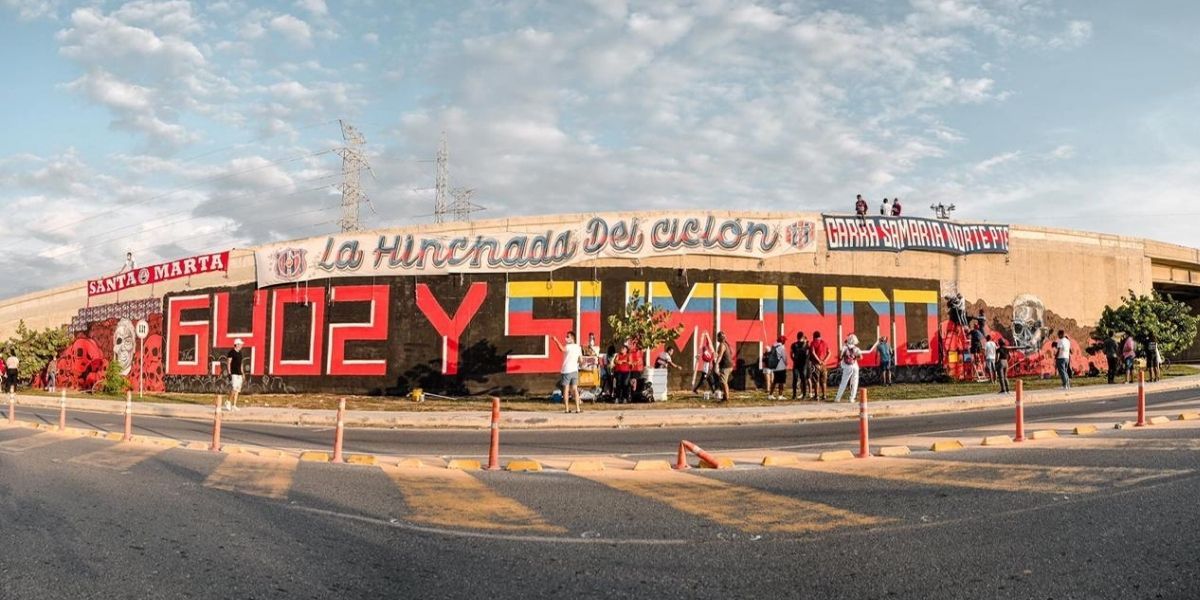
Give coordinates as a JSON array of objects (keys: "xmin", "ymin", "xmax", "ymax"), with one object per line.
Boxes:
[{"xmin": 254, "ymin": 213, "xmax": 818, "ymax": 287}]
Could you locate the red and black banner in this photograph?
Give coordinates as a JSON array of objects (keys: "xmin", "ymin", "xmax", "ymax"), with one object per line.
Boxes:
[
  {"xmin": 88, "ymin": 251, "xmax": 230, "ymax": 297},
  {"xmin": 822, "ymin": 215, "xmax": 1009, "ymax": 255}
]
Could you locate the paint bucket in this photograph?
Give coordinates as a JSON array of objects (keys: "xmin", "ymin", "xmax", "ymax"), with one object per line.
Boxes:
[{"xmin": 411, "ymin": 388, "xmax": 424, "ymax": 403}]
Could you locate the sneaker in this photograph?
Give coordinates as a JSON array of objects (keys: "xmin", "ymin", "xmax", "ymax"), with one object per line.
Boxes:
[{"xmin": 767, "ymin": 394, "xmax": 775, "ymax": 400}]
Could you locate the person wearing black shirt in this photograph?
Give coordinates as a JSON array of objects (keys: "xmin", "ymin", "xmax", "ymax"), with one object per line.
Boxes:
[
  {"xmin": 1103, "ymin": 335, "xmax": 1120, "ymax": 384},
  {"xmin": 224, "ymin": 338, "xmax": 246, "ymax": 411},
  {"xmin": 996, "ymin": 344, "xmax": 1011, "ymax": 394},
  {"xmin": 790, "ymin": 332, "xmax": 810, "ymax": 400}
]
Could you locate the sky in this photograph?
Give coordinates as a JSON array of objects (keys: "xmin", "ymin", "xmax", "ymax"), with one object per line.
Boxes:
[{"xmin": 1, "ymin": 0, "xmax": 1198, "ymax": 297}]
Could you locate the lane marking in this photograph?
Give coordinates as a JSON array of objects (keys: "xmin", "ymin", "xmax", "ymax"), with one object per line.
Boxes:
[
  {"xmin": 0, "ymin": 432, "xmax": 73, "ymax": 453},
  {"xmin": 70, "ymin": 443, "xmax": 165, "ymax": 471},
  {"xmin": 204, "ymin": 453, "xmax": 299, "ymax": 500},
  {"xmin": 575, "ymin": 469, "xmax": 889, "ymax": 534},
  {"xmin": 383, "ymin": 467, "xmax": 565, "ymax": 534},
  {"xmin": 788, "ymin": 458, "xmax": 1187, "ymax": 494}
]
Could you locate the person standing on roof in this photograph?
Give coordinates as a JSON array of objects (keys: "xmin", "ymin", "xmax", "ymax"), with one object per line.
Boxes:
[
  {"xmin": 855, "ymin": 195, "xmax": 868, "ymax": 225},
  {"xmin": 891, "ymin": 197, "xmax": 903, "ymax": 217}
]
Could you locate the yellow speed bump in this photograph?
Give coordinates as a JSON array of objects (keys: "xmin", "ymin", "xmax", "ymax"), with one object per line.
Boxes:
[
  {"xmin": 929, "ymin": 440, "xmax": 965, "ymax": 452},
  {"xmin": 761, "ymin": 455, "xmax": 800, "ymax": 467},
  {"xmin": 1178, "ymin": 413, "xmax": 1200, "ymax": 421},
  {"xmin": 698, "ymin": 457, "xmax": 736, "ymax": 469},
  {"xmin": 1073, "ymin": 425, "xmax": 1098, "ymax": 435},
  {"xmin": 300, "ymin": 451, "xmax": 332, "ymax": 463},
  {"xmin": 567, "ymin": 460, "xmax": 606, "ymax": 473},
  {"xmin": 255, "ymin": 448, "xmax": 286, "ymax": 458},
  {"xmin": 981, "ymin": 435, "xmax": 1013, "ymax": 446},
  {"xmin": 818, "ymin": 450, "xmax": 855, "ymax": 462},
  {"xmin": 446, "ymin": 458, "xmax": 482, "ymax": 470},
  {"xmin": 877, "ymin": 446, "xmax": 911, "ymax": 457},
  {"xmin": 103, "ymin": 432, "xmax": 124, "ymax": 441},
  {"xmin": 396, "ymin": 458, "xmax": 425, "ymax": 469},
  {"xmin": 505, "ymin": 459, "xmax": 543, "ymax": 473},
  {"xmin": 633, "ymin": 460, "xmax": 672, "ymax": 471},
  {"xmin": 1148, "ymin": 416, "xmax": 1170, "ymax": 425},
  {"xmin": 347, "ymin": 454, "xmax": 378, "ymax": 466},
  {"xmin": 1029, "ymin": 430, "xmax": 1059, "ymax": 440}
]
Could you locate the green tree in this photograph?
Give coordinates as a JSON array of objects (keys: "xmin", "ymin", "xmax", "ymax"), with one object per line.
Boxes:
[
  {"xmin": 606, "ymin": 290, "xmax": 684, "ymax": 352},
  {"xmin": 1093, "ymin": 290, "xmax": 1200, "ymax": 359},
  {"xmin": 98, "ymin": 359, "xmax": 128, "ymax": 395},
  {"xmin": 1, "ymin": 320, "xmax": 72, "ymax": 381}
]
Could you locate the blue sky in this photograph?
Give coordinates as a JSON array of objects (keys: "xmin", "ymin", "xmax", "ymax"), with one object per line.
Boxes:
[{"xmin": 1, "ymin": 0, "xmax": 1197, "ymax": 296}]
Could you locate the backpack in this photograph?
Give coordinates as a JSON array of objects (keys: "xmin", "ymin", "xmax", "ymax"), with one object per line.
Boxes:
[
  {"xmin": 764, "ymin": 346, "xmax": 780, "ymax": 369},
  {"xmin": 701, "ymin": 346, "xmax": 714, "ymax": 363},
  {"xmin": 841, "ymin": 346, "xmax": 858, "ymax": 365}
]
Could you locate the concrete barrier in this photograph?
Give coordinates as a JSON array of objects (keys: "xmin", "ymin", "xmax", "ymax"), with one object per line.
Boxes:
[
  {"xmin": 505, "ymin": 459, "xmax": 543, "ymax": 472},
  {"xmin": 446, "ymin": 458, "xmax": 482, "ymax": 470},
  {"xmin": 1029, "ymin": 430, "xmax": 1059, "ymax": 440},
  {"xmin": 877, "ymin": 446, "xmax": 911, "ymax": 457},
  {"xmin": 981, "ymin": 435, "xmax": 1012, "ymax": 446},
  {"xmin": 818, "ymin": 450, "xmax": 855, "ymax": 461},
  {"xmin": 1073, "ymin": 425, "xmax": 1098, "ymax": 435},
  {"xmin": 929, "ymin": 440, "xmax": 965, "ymax": 452}
]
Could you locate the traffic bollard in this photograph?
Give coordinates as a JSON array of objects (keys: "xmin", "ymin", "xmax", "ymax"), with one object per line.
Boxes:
[
  {"xmin": 123, "ymin": 391, "xmax": 133, "ymax": 442},
  {"xmin": 331, "ymin": 397, "xmax": 346, "ymax": 463},
  {"xmin": 210, "ymin": 394, "xmax": 223, "ymax": 452},
  {"xmin": 58, "ymin": 390, "xmax": 67, "ymax": 432},
  {"xmin": 679, "ymin": 440, "xmax": 724, "ymax": 469},
  {"xmin": 1014, "ymin": 379, "xmax": 1025, "ymax": 442},
  {"xmin": 858, "ymin": 389, "xmax": 870, "ymax": 458},
  {"xmin": 674, "ymin": 441, "xmax": 690, "ymax": 470},
  {"xmin": 1135, "ymin": 371, "xmax": 1147, "ymax": 427},
  {"xmin": 487, "ymin": 397, "xmax": 501, "ymax": 471}
]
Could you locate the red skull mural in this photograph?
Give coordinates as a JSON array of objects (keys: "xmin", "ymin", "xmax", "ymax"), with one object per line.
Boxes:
[
  {"xmin": 54, "ymin": 300, "xmax": 164, "ymax": 392},
  {"xmin": 128, "ymin": 334, "xmax": 165, "ymax": 392}
]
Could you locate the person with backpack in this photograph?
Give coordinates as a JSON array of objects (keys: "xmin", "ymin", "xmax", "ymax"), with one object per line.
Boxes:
[
  {"xmin": 833, "ymin": 334, "xmax": 879, "ymax": 403},
  {"xmin": 692, "ymin": 333, "xmax": 716, "ymax": 397},
  {"xmin": 765, "ymin": 335, "xmax": 788, "ymax": 399},
  {"xmin": 790, "ymin": 332, "xmax": 810, "ymax": 400}
]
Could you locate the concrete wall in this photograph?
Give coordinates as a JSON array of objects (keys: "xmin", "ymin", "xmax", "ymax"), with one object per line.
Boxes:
[{"xmin": 2, "ymin": 212, "xmax": 1195, "ymax": 394}]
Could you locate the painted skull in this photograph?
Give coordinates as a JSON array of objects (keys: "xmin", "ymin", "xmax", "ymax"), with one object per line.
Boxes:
[
  {"xmin": 1011, "ymin": 294, "xmax": 1046, "ymax": 350},
  {"xmin": 114, "ymin": 318, "xmax": 135, "ymax": 376}
]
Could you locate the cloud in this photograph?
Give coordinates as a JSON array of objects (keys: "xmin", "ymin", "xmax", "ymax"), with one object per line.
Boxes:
[
  {"xmin": 295, "ymin": 0, "xmax": 327, "ymax": 17},
  {"xmin": 1049, "ymin": 20, "xmax": 1093, "ymax": 49},
  {"xmin": 973, "ymin": 151, "xmax": 1022, "ymax": 173},
  {"xmin": 269, "ymin": 14, "xmax": 313, "ymax": 46},
  {"xmin": 2, "ymin": 0, "xmax": 58, "ymax": 20},
  {"xmin": 362, "ymin": 31, "xmax": 379, "ymax": 45}
]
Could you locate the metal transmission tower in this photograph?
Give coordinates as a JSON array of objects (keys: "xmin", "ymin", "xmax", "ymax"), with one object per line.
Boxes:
[
  {"xmin": 432, "ymin": 132, "xmax": 484, "ymax": 223},
  {"xmin": 337, "ymin": 120, "xmax": 373, "ymax": 232},
  {"xmin": 433, "ymin": 132, "xmax": 450, "ymax": 223}
]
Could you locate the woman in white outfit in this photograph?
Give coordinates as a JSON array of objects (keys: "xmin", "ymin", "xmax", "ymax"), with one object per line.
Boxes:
[{"xmin": 833, "ymin": 334, "xmax": 879, "ymax": 403}]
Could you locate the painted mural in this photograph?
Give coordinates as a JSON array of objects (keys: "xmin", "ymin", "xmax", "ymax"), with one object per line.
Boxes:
[
  {"xmin": 160, "ymin": 268, "xmax": 944, "ymax": 395},
  {"xmin": 939, "ymin": 294, "xmax": 1097, "ymax": 381},
  {"xmin": 56, "ymin": 298, "xmax": 165, "ymax": 392}
]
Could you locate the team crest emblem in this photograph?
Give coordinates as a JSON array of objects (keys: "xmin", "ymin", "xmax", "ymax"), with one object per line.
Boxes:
[
  {"xmin": 136, "ymin": 268, "xmax": 151, "ymax": 284},
  {"xmin": 785, "ymin": 221, "xmax": 815, "ymax": 249},
  {"xmin": 273, "ymin": 248, "xmax": 307, "ymax": 281}
]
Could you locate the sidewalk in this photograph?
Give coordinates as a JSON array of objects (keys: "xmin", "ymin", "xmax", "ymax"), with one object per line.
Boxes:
[{"xmin": 10, "ymin": 375, "xmax": 1200, "ymax": 430}]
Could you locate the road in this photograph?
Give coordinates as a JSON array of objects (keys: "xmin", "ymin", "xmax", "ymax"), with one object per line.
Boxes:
[
  {"xmin": 1, "ymin": 390, "xmax": 1198, "ymax": 599},
  {"xmin": 8, "ymin": 387, "xmax": 1197, "ymax": 457}
]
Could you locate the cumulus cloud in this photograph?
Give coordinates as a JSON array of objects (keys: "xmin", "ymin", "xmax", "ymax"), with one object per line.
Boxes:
[{"xmin": 269, "ymin": 14, "xmax": 313, "ymax": 45}]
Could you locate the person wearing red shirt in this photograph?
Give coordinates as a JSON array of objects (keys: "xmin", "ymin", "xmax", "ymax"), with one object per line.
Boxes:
[
  {"xmin": 854, "ymin": 194, "xmax": 868, "ymax": 225},
  {"xmin": 612, "ymin": 345, "xmax": 633, "ymax": 403},
  {"xmin": 628, "ymin": 345, "xmax": 645, "ymax": 400},
  {"xmin": 809, "ymin": 331, "xmax": 831, "ymax": 401},
  {"xmin": 891, "ymin": 197, "xmax": 902, "ymax": 217}
]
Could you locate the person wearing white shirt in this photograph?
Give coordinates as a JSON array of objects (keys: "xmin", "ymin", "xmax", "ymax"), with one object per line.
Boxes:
[
  {"xmin": 1055, "ymin": 330, "xmax": 1072, "ymax": 389},
  {"xmin": 4, "ymin": 352, "xmax": 18, "ymax": 395},
  {"xmin": 553, "ymin": 331, "xmax": 584, "ymax": 413},
  {"xmin": 984, "ymin": 338, "xmax": 998, "ymax": 383}
]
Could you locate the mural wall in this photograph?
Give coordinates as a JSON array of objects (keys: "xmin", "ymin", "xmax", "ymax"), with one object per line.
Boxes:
[
  {"xmin": 55, "ymin": 298, "xmax": 164, "ymax": 392},
  {"xmin": 160, "ymin": 268, "xmax": 943, "ymax": 395}
]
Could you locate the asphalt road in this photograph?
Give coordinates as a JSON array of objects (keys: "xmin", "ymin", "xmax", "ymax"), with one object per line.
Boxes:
[
  {"xmin": 1, "ymin": 391, "xmax": 1198, "ymax": 599},
  {"xmin": 7, "ymin": 386, "xmax": 1194, "ymax": 457}
]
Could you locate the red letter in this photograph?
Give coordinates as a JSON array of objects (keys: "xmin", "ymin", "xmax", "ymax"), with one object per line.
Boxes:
[
  {"xmin": 327, "ymin": 285, "xmax": 390, "ymax": 376},
  {"xmin": 415, "ymin": 283, "xmax": 487, "ymax": 375},
  {"xmin": 166, "ymin": 295, "xmax": 211, "ymax": 375},
  {"xmin": 213, "ymin": 290, "xmax": 268, "ymax": 376},
  {"xmin": 270, "ymin": 287, "xmax": 326, "ymax": 376}
]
